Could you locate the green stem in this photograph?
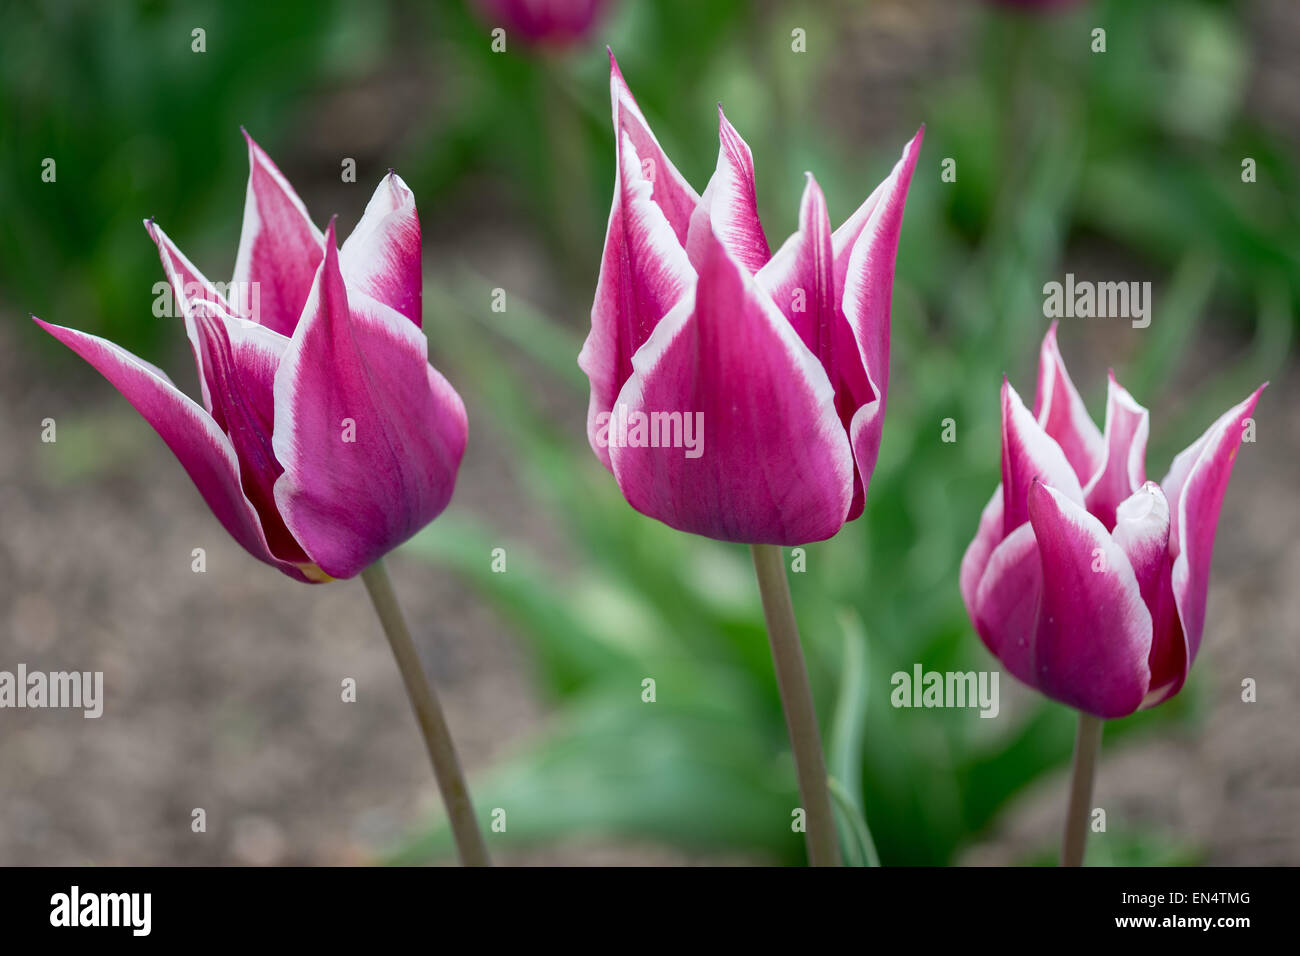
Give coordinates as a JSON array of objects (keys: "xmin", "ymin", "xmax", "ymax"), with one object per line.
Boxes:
[
  {"xmin": 360, "ymin": 559, "xmax": 490, "ymax": 867},
  {"xmin": 749, "ymin": 544, "xmax": 840, "ymax": 867},
  {"xmin": 1061, "ymin": 712, "xmax": 1103, "ymax": 867}
]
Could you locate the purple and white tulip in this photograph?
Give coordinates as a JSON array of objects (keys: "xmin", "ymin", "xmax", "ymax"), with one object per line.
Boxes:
[
  {"xmin": 472, "ymin": 0, "xmax": 612, "ymax": 47},
  {"xmin": 35, "ymin": 132, "xmax": 467, "ymax": 583},
  {"xmin": 579, "ymin": 52, "xmax": 922, "ymax": 546},
  {"xmin": 960, "ymin": 324, "xmax": 1264, "ymax": 718}
]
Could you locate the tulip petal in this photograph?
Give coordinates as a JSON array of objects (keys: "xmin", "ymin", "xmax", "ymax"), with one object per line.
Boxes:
[
  {"xmin": 757, "ymin": 175, "xmax": 874, "ymax": 516},
  {"xmin": 1083, "ymin": 372, "xmax": 1149, "ymax": 529},
  {"xmin": 1110, "ymin": 482, "xmax": 1183, "ymax": 708},
  {"xmin": 973, "ymin": 521, "xmax": 1041, "ymax": 687},
  {"xmin": 32, "ymin": 317, "xmax": 317, "ymax": 583},
  {"xmin": 339, "ymin": 172, "xmax": 422, "ymax": 327},
  {"xmin": 1001, "ymin": 379, "xmax": 1084, "ymax": 535},
  {"xmin": 185, "ymin": 298, "xmax": 307, "ymax": 565},
  {"xmin": 607, "ymin": 225, "xmax": 852, "ymax": 545},
  {"xmin": 580, "ymin": 128, "xmax": 695, "ymax": 469},
  {"xmin": 272, "ymin": 222, "xmax": 468, "ymax": 579},
  {"xmin": 146, "ymin": 219, "xmax": 232, "ymax": 419},
  {"xmin": 839, "ymin": 129, "xmax": 923, "ymax": 505},
  {"xmin": 607, "ymin": 51, "xmax": 699, "ymax": 243},
  {"xmin": 1161, "ymin": 384, "xmax": 1265, "ymax": 667},
  {"xmin": 1033, "ymin": 323, "xmax": 1105, "ymax": 487},
  {"xmin": 1027, "ymin": 481, "xmax": 1152, "ymax": 717},
  {"xmin": 960, "ymin": 485, "xmax": 1005, "ymax": 620},
  {"xmin": 685, "ymin": 108, "xmax": 770, "ymax": 274},
  {"xmin": 231, "ymin": 130, "xmax": 324, "ymax": 336}
]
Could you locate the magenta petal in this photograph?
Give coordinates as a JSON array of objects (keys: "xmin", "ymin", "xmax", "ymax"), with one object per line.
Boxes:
[
  {"xmin": 839, "ymin": 129, "xmax": 923, "ymax": 507},
  {"xmin": 757, "ymin": 175, "xmax": 874, "ymax": 518},
  {"xmin": 973, "ymin": 521, "xmax": 1042, "ymax": 687},
  {"xmin": 1000, "ymin": 379, "xmax": 1084, "ymax": 535},
  {"xmin": 271, "ymin": 223, "xmax": 468, "ymax": 579},
  {"xmin": 685, "ymin": 108, "xmax": 770, "ymax": 274},
  {"xmin": 339, "ymin": 172, "xmax": 422, "ymax": 328},
  {"xmin": 231, "ymin": 130, "xmax": 325, "ymax": 336},
  {"xmin": 1162, "ymin": 384, "xmax": 1265, "ymax": 667},
  {"xmin": 1083, "ymin": 372, "xmax": 1149, "ymax": 529},
  {"xmin": 1033, "ymin": 323, "xmax": 1105, "ymax": 487},
  {"xmin": 831, "ymin": 127, "xmax": 924, "ymax": 298},
  {"xmin": 960, "ymin": 486, "xmax": 1005, "ymax": 621},
  {"xmin": 579, "ymin": 127, "xmax": 695, "ymax": 470},
  {"xmin": 607, "ymin": 226, "xmax": 853, "ymax": 545},
  {"xmin": 607, "ymin": 51, "xmax": 699, "ymax": 244},
  {"xmin": 1110, "ymin": 482, "xmax": 1184, "ymax": 708},
  {"xmin": 146, "ymin": 219, "xmax": 232, "ymax": 419},
  {"xmin": 1027, "ymin": 481, "xmax": 1152, "ymax": 718},
  {"xmin": 32, "ymin": 318, "xmax": 317, "ymax": 583},
  {"xmin": 184, "ymin": 298, "xmax": 307, "ymax": 565}
]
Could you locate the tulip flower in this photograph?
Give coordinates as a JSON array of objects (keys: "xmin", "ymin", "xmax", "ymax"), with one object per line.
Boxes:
[
  {"xmin": 580, "ymin": 54, "xmax": 922, "ymax": 547},
  {"xmin": 960, "ymin": 322, "xmax": 1264, "ymax": 863},
  {"xmin": 580, "ymin": 53, "xmax": 922, "ymax": 865},
  {"xmin": 33, "ymin": 132, "xmax": 488, "ymax": 865},
  {"xmin": 472, "ymin": 0, "xmax": 612, "ymax": 47}
]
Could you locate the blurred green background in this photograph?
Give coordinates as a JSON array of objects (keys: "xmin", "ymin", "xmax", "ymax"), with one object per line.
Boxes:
[{"xmin": 2, "ymin": 0, "xmax": 1295, "ymax": 865}]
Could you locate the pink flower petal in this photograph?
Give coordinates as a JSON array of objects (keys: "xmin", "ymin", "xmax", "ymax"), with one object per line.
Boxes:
[
  {"xmin": 839, "ymin": 129, "xmax": 923, "ymax": 508},
  {"xmin": 1033, "ymin": 322, "xmax": 1105, "ymax": 487},
  {"xmin": 607, "ymin": 51, "xmax": 699, "ymax": 243},
  {"xmin": 973, "ymin": 520, "xmax": 1041, "ymax": 688},
  {"xmin": 1109, "ymin": 482, "xmax": 1184, "ymax": 708},
  {"xmin": 146, "ymin": 219, "xmax": 231, "ymax": 419},
  {"xmin": 1000, "ymin": 378, "xmax": 1084, "ymax": 535},
  {"xmin": 1083, "ymin": 371, "xmax": 1149, "ymax": 529},
  {"xmin": 1162, "ymin": 384, "xmax": 1265, "ymax": 667},
  {"xmin": 757, "ymin": 174, "xmax": 874, "ymax": 517},
  {"xmin": 1027, "ymin": 481, "xmax": 1152, "ymax": 718},
  {"xmin": 32, "ymin": 317, "xmax": 318, "ymax": 583},
  {"xmin": 579, "ymin": 127, "xmax": 695, "ymax": 470},
  {"xmin": 271, "ymin": 222, "xmax": 467, "ymax": 579},
  {"xmin": 685, "ymin": 107, "xmax": 770, "ymax": 275},
  {"xmin": 231, "ymin": 130, "xmax": 324, "ymax": 336},
  {"xmin": 607, "ymin": 225, "xmax": 852, "ymax": 545},
  {"xmin": 339, "ymin": 172, "xmax": 422, "ymax": 328},
  {"xmin": 960, "ymin": 485, "xmax": 1005, "ymax": 620}
]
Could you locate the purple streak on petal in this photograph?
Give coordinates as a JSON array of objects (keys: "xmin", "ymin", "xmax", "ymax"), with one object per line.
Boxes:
[
  {"xmin": 339, "ymin": 172, "xmax": 422, "ymax": 328},
  {"xmin": 272, "ymin": 222, "xmax": 467, "ymax": 579},
  {"xmin": 1083, "ymin": 371, "xmax": 1149, "ymax": 530},
  {"xmin": 607, "ymin": 226, "xmax": 852, "ymax": 545},
  {"xmin": 32, "ymin": 317, "xmax": 316, "ymax": 583},
  {"xmin": 1028, "ymin": 481, "xmax": 1152, "ymax": 718},
  {"xmin": 1162, "ymin": 384, "xmax": 1265, "ymax": 669},
  {"xmin": 1001, "ymin": 378, "xmax": 1084, "ymax": 535},
  {"xmin": 1033, "ymin": 322, "xmax": 1104, "ymax": 487},
  {"xmin": 231, "ymin": 130, "xmax": 324, "ymax": 336}
]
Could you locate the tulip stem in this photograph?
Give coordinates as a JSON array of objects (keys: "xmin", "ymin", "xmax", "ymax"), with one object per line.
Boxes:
[
  {"xmin": 360, "ymin": 559, "xmax": 490, "ymax": 867},
  {"xmin": 749, "ymin": 544, "xmax": 840, "ymax": 867},
  {"xmin": 1061, "ymin": 712, "xmax": 1103, "ymax": 867}
]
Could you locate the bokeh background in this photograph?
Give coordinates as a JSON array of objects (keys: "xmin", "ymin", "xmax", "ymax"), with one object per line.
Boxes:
[{"xmin": 1, "ymin": 0, "xmax": 1297, "ymax": 865}]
